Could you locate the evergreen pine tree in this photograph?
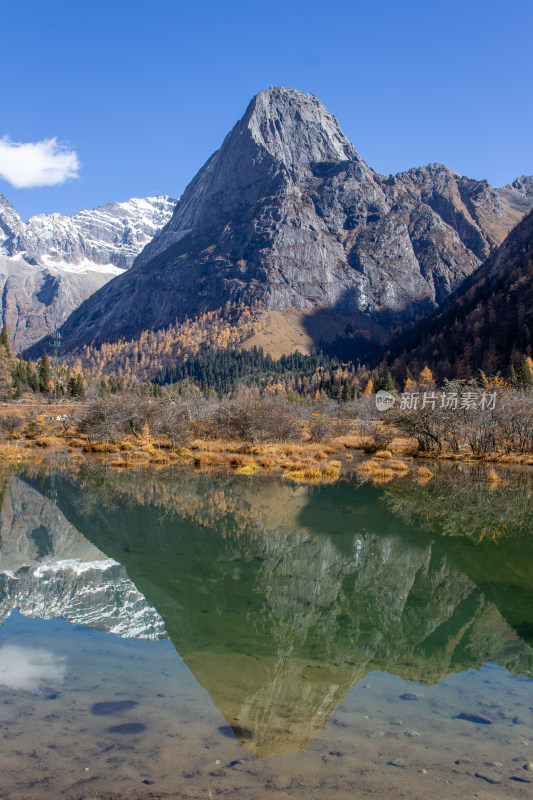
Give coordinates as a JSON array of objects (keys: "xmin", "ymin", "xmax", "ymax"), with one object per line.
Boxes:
[
  {"xmin": 75, "ymin": 375, "xmax": 86, "ymax": 398},
  {"xmin": 0, "ymin": 326, "xmax": 11, "ymax": 359},
  {"xmin": 28, "ymin": 369, "xmax": 40, "ymax": 392},
  {"xmin": 519, "ymin": 354, "xmax": 533, "ymax": 391},
  {"xmin": 0, "ymin": 346, "xmax": 11, "ymax": 400},
  {"xmin": 341, "ymin": 378, "xmax": 351, "ymax": 402},
  {"xmin": 382, "ymin": 371, "xmax": 395, "ymax": 392},
  {"xmin": 38, "ymin": 350, "xmax": 51, "ymax": 392},
  {"xmin": 509, "ymin": 364, "xmax": 517, "ymax": 386}
]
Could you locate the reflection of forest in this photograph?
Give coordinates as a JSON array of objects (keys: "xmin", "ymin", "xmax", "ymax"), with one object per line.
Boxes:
[{"xmin": 8, "ymin": 465, "xmax": 533, "ymax": 757}]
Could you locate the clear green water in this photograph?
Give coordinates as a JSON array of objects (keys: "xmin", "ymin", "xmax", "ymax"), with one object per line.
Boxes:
[{"xmin": 0, "ymin": 461, "xmax": 532, "ymax": 798}]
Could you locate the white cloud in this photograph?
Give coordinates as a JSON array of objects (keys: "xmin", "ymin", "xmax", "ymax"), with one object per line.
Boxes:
[
  {"xmin": 0, "ymin": 644, "xmax": 67, "ymax": 691},
  {"xmin": 0, "ymin": 136, "xmax": 80, "ymax": 189}
]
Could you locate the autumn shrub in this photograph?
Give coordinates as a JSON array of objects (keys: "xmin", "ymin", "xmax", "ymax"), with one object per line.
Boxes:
[
  {"xmin": 363, "ymin": 423, "xmax": 395, "ymax": 453},
  {"xmin": 307, "ymin": 413, "xmax": 335, "ymax": 442},
  {"xmin": 209, "ymin": 389, "xmax": 300, "ymax": 443},
  {"xmin": 0, "ymin": 412, "xmax": 27, "ymax": 440},
  {"xmin": 150, "ymin": 395, "xmax": 192, "ymax": 447}
]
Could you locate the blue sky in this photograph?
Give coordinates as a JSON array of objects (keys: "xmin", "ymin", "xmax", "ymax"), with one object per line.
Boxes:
[{"xmin": 2, "ymin": 0, "xmax": 532, "ymax": 220}]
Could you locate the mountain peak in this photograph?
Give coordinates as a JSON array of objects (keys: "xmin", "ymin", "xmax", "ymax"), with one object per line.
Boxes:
[
  {"xmin": 135, "ymin": 86, "xmax": 367, "ymax": 267},
  {"xmin": 242, "ymin": 86, "xmax": 357, "ymax": 172},
  {"xmin": 0, "ymin": 193, "xmax": 23, "ymax": 254}
]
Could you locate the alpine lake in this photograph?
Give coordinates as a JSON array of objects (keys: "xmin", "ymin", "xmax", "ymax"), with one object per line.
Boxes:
[{"xmin": 0, "ymin": 457, "xmax": 532, "ymax": 799}]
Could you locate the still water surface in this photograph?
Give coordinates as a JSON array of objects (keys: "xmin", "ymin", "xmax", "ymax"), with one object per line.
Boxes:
[{"xmin": 0, "ymin": 461, "xmax": 532, "ymax": 798}]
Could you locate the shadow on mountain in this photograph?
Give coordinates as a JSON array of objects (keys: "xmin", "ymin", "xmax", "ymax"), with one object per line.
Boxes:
[{"xmin": 297, "ymin": 284, "xmax": 435, "ymax": 362}]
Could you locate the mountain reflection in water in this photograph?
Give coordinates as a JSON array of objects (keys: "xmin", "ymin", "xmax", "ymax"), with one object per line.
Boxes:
[{"xmin": 1, "ymin": 463, "xmax": 532, "ymax": 758}]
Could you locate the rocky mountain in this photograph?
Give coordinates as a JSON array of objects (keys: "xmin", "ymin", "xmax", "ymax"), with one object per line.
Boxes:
[
  {"xmin": 0, "ymin": 476, "xmax": 166, "ymax": 639},
  {"xmin": 387, "ymin": 208, "xmax": 533, "ymax": 378},
  {"xmin": 48, "ymin": 86, "xmax": 533, "ymax": 358},
  {"xmin": 0, "ymin": 194, "xmax": 176, "ymax": 352}
]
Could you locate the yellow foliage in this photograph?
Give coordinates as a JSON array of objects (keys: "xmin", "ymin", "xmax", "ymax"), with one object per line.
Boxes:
[
  {"xmin": 362, "ymin": 378, "xmax": 374, "ymax": 396},
  {"xmin": 419, "ymin": 366, "xmax": 435, "ymax": 386}
]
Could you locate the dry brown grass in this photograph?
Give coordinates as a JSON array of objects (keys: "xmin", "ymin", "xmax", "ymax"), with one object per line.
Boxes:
[
  {"xmin": 129, "ymin": 450, "xmax": 152, "ymax": 461},
  {"xmin": 236, "ymin": 463, "xmax": 260, "ymax": 474},
  {"xmin": 391, "ymin": 435, "xmax": 418, "ymax": 452},
  {"xmin": 228, "ymin": 453, "xmax": 256, "ymax": 468},
  {"xmin": 178, "ymin": 447, "xmax": 194, "ymax": 460},
  {"xmin": 33, "ymin": 436, "xmax": 64, "ymax": 447},
  {"xmin": 302, "ymin": 466, "xmax": 323, "ymax": 480},
  {"xmin": 388, "ymin": 459, "xmax": 409, "ymax": 472},
  {"xmin": 269, "ymin": 442, "xmax": 335, "ymax": 458},
  {"xmin": 284, "ymin": 469, "xmax": 306, "ymax": 481},
  {"xmin": 189, "ymin": 438, "xmax": 237, "ymax": 452},
  {"xmin": 149, "ymin": 455, "xmax": 171, "ymax": 465},
  {"xmin": 111, "ymin": 458, "xmax": 132, "ymax": 469},
  {"xmin": 281, "ymin": 459, "xmax": 302, "ymax": 471},
  {"xmin": 373, "ymin": 450, "xmax": 392, "ymax": 459},
  {"xmin": 371, "ymin": 470, "xmax": 395, "ymax": 484},
  {"xmin": 83, "ymin": 442, "xmax": 119, "ymax": 453},
  {"xmin": 370, "ymin": 467, "xmax": 394, "ymax": 478},
  {"xmin": 257, "ymin": 455, "xmax": 278, "ymax": 469},
  {"xmin": 68, "ymin": 438, "xmax": 86, "ymax": 448},
  {"xmin": 0, "ymin": 444, "xmax": 27, "ymax": 462},
  {"xmin": 322, "ymin": 462, "xmax": 341, "ymax": 478},
  {"xmin": 193, "ymin": 451, "xmax": 225, "ymax": 467},
  {"xmin": 356, "ymin": 459, "xmax": 381, "ymax": 474}
]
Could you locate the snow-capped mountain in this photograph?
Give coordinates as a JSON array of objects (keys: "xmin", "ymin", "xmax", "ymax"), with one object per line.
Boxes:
[
  {"xmin": 0, "ymin": 193, "xmax": 176, "ymax": 352},
  {"xmin": 0, "ymin": 194, "xmax": 176, "ymax": 270}
]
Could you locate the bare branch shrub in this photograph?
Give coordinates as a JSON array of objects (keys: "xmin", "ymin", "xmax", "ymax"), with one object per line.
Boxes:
[{"xmin": 209, "ymin": 389, "xmax": 301, "ymax": 443}]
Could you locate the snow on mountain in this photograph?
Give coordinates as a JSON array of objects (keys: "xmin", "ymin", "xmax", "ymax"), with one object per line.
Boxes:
[
  {"xmin": 0, "ymin": 193, "xmax": 176, "ymax": 352},
  {"xmin": 0, "ymin": 194, "xmax": 176, "ymax": 270}
]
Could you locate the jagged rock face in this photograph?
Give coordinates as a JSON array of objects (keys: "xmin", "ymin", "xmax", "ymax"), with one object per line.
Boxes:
[
  {"xmin": 0, "ymin": 477, "xmax": 166, "ymax": 639},
  {"xmin": 0, "ymin": 195, "xmax": 176, "ymax": 352},
  {"xmin": 52, "ymin": 87, "xmax": 533, "ymax": 353}
]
